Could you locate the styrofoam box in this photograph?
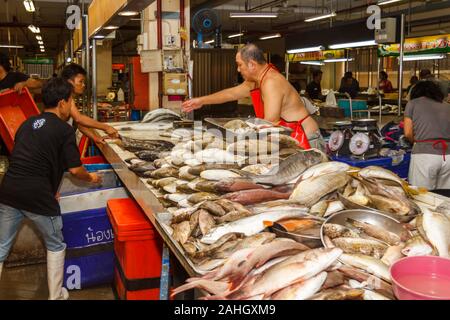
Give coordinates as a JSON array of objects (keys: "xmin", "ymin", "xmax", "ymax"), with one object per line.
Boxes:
[{"xmin": 60, "ymin": 187, "xmax": 129, "ymax": 214}]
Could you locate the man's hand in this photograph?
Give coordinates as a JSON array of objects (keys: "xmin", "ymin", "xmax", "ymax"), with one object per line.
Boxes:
[
  {"xmin": 89, "ymin": 173, "xmax": 102, "ymax": 184},
  {"xmin": 182, "ymin": 98, "xmax": 204, "ymax": 113},
  {"xmin": 105, "ymin": 125, "xmax": 119, "ymax": 139},
  {"xmin": 92, "ymin": 135, "xmax": 106, "ymax": 145},
  {"xmin": 14, "ymin": 81, "xmax": 26, "ymax": 94}
]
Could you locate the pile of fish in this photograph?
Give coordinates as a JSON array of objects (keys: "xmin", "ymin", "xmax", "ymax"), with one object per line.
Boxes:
[
  {"xmin": 223, "ymin": 119, "xmax": 289, "ymax": 136},
  {"xmin": 114, "ymin": 118, "xmax": 450, "ymax": 300}
]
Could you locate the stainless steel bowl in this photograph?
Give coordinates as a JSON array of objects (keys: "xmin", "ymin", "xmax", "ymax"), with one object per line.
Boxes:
[
  {"xmin": 320, "ymin": 209, "xmax": 409, "ymax": 248},
  {"xmin": 338, "ymin": 193, "xmax": 418, "ymax": 223},
  {"xmin": 271, "ymin": 221, "xmax": 323, "ymax": 249}
]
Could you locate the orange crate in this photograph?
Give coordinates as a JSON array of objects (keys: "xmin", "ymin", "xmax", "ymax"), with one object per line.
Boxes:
[
  {"xmin": 0, "ymin": 88, "xmax": 40, "ymax": 153},
  {"xmin": 107, "ymin": 198, "xmax": 164, "ymax": 300}
]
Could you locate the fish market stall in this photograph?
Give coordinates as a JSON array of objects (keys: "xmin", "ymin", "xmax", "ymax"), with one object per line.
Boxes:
[{"xmin": 93, "ymin": 110, "xmax": 450, "ymax": 300}]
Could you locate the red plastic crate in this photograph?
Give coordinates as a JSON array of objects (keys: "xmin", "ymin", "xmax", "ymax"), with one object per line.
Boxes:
[
  {"xmin": 107, "ymin": 198, "xmax": 164, "ymax": 300},
  {"xmin": 0, "ymin": 88, "xmax": 40, "ymax": 153}
]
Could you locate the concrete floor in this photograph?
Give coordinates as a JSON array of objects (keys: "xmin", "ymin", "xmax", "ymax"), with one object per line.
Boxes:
[{"xmin": 0, "ymin": 263, "xmax": 115, "ymax": 300}]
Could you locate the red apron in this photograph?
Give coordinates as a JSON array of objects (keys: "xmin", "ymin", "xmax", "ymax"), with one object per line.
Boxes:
[
  {"xmin": 415, "ymin": 139, "xmax": 449, "ymax": 161},
  {"xmin": 250, "ymin": 64, "xmax": 312, "ymax": 150}
]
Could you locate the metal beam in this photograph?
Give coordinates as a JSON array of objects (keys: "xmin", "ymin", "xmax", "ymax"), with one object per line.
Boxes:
[{"xmin": 192, "ymin": 0, "xmax": 234, "ymax": 12}]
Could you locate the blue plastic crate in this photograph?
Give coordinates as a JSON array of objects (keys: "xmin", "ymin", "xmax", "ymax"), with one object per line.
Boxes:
[
  {"xmin": 332, "ymin": 153, "xmax": 411, "ymax": 179},
  {"xmin": 62, "ymin": 207, "xmax": 114, "ymax": 249},
  {"xmin": 64, "ymin": 247, "xmax": 114, "ymax": 290},
  {"xmin": 338, "ymin": 99, "xmax": 368, "ymax": 117}
]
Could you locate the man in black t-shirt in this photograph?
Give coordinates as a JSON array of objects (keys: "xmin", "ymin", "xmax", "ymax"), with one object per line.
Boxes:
[
  {"xmin": 306, "ymin": 69, "xmax": 324, "ymax": 100},
  {"xmin": 0, "ymin": 52, "xmax": 41, "ymax": 92},
  {"xmin": 0, "ymin": 78, "xmax": 101, "ymax": 300}
]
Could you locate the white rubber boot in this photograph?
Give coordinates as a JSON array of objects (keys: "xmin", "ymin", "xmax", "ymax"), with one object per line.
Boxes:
[
  {"xmin": 0, "ymin": 262, "xmax": 3, "ymax": 280},
  {"xmin": 47, "ymin": 250, "xmax": 69, "ymax": 300}
]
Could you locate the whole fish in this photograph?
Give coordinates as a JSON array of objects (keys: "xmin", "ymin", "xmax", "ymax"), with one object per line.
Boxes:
[
  {"xmin": 401, "ymin": 235, "xmax": 434, "ymax": 256},
  {"xmin": 367, "ymin": 195, "xmax": 411, "ymax": 217},
  {"xmin": 194, "ymin": 180, "xmax": 219, "ymax": 193},
  {"xmin": 321, "ymin": 270, "xmax": 346, "ymax": 290},
  {"xmin": 323, "ymin": 201, "xmax": 345, "ymax": 217},
  {"xmin": 215, "ymin": 210, "xmax": 255, "ymax": 224},
  {"xmin": 214, "ymin": 179, "xmax": 265, "ymax": 193},
  {"xmin": 227, "ymin": 248, "xmax": 342, "ymax": 299},
  {"xmin": 271, "ymin": 272, "xmax": 327, "ymax": 300},
  {"xmin": 193, "ymin": 233, "xmax": 241, "ymax": 259},
  {"xmin": 172, "ymin": 221, "xmax": 191, "ymax": 244},
  {"xmin": 290, "ymin": 172, "xmax": 350, "ymax": 207},
  {"xmin": 420, "ymin": 208, "xmax": 450, "ymax": 258},
  {"xmin": 178, "ymin": 166, "xmax": 197, "ymax": 181},
  {"xmin": 134, "ymin": 150, "xmax": 161, "ymax": 162},
  {"xmin": 332, "ymin": 237, "xmax": 387, "ymax": 259},
  {"xmin": 226, "ymin": 139, "xmax": 279, "ymax": 156},
  {"xmin": 213, "ymin": 232, "xmax": 276, "ymax": 260},
  {"xmin": 241, "ymin": 164, "xmax": 273, "ymax": 175},
  {"xmin": 176, "ymin": 183, "xmax": 196, "ymax": 194},
  {"xmin": 188, "ymin": 163, "xmax": 242, "ymax": 176},
  {"xmin": 171, "ymin": 206, "xmax": 198, "ymax": 224},
  {"xmin": 310, "ymin": 200, "xmax": 329, "ymax": 217},
  {"xmin": 129, "ymin": 162, "xmax": 156, "ymax": 175},
  {"xmin": 150, "ymin": 167, "xmax": 179, "ymax": 179},
  {"xmin": 381, "ymin": 244, "xmax": 405, "ymax": 266},
  {"xmin": 200, "ymin": 201, "xmax": 227, "ymax": 217},
  {"xmin": 297, "ymin": 162, "xmax": 350, "ymax": 183},
  {"xmin": 164, "ymin": 193, "xmax": 190, "ymax": 203},
  {"xmin": 198, "ymin": 209, "xmax": 216, "ymax": 236},
  {"xmin": 339, "ymin": 253, "xmax": 391, "ymax": 283},
  {"xmin": 141, "ymin": 108, "xmax": 180, "ymax": 123},
  {"xmin": 200, "ymin": 170, "xmax": 242, "ymax": 181},
  {"xmin": 188, "ymin": 192, "xmax": 220, "ymax": 204},
  {"xmin": 200, "ymin": 210, "xmax": 308, "ymax": 244},
  {"xmin": 346, "ymin": 218, "xmax": 402, "ymax": 245},
  {"xmin": 222, "ymin": 189, "xmax": 290, "ymax": 205},
  {"xmin": 195, "ymin": 148, "xmax": 246, "ymax": 165},
  {"xmin": 241, "ymin": 149, "xmax": 327, "ymax": 186}
]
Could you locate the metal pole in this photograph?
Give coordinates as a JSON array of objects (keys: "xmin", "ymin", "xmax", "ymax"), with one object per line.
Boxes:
[
  {"xmin": 285, "ymin": 59, "xmax": 290, "ymax": 81},
  {"xmin": 398, "ymin": 14, "xmax": 405, "ymax": 116},
  {"xmin": 92, "ymin": 39, "xmax": 98, "ymax": 120},
  {"xmin": 378, "ymin": 57, "xmax": 382, "ymax": 125},
  {"xmin": 83, "ymin": 14, "xmax": 90, "ymax": 116}
]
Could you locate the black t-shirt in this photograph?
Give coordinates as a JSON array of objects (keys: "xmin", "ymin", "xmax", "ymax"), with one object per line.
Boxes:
[
  {"xmin": 0, "ymin": 71, "xmax": 29, "ymax": 91},
  {"xmin": 0, "ymin": 112, "xmax": 82, "ymax": 216},
  {"xmin": 306, "ymin": 81, "xmax": 322, "ymax": 100}
]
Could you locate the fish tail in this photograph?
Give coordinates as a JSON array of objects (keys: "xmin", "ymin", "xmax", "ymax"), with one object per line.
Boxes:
[
  {"xmin": 263, "ymin": 220, "xmax": 274, "ymax": 227},
  {"xmin": 402, "ymin": 182, "xmax": 427, "ymax": 196}
]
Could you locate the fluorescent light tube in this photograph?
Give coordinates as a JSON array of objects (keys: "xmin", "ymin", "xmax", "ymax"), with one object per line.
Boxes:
[
  {"xmin": 228, "ymin": 33, "xmax": 244, "ymax": 39},
  {"xmin": 39, "ymin": 45, "xmax": 45, "ymax": 49},
  {"xmin": 40, "ymin": 49, "xmax": 45, "ymax": 52},
  {"xmin": 329, "ymin": 40, "xmax": 377, "ymax": 49},
  {"xmin": 23, "ymin": 0, "xmax": 35, "ymax": 12},
  {"xmin": 259, "ymin": 33, "xmax": 282, "ymax": 40},
  {"xmin": 287, "ymin": 46, "xmax": 324, "ymax": 54},
  {"xmin": 300, "ymin": 61, "xmax": 325, "ymax": 66},
  {"xmin": 230, "ymin": 12, "xmax": 278, "ymax": 18},
  {"xmin": 38, "ymin": 41, "xmax": 43, "ymax": 45},
  {"xmin": 28, "ymin": 25, "xmax": 40, "ymax": 33},
  {"xmin": 305, "ymin": 12, "xmax": 336, "ymax": 22},
  {"xmin": 104, "ymin": 25, "xmax": 119, "ymax": 30},
  {"xmin": 118, "ymin": 11, "xmax": 139, "ymax": 17},
  {"xmin": 205, "ymin": 40, "xmax": 215, "ymax": 44},
  {"xmin": 0, "ymin": 44, "xmax": 24, "ymax": 49},
  {"xmin": 378, "ymin": 0, "xmax": 403, "ymax": 6},
  {"xmin": 36, "ymin": 35, "xmax": 42, "ymax": 40},
  {"xmin": 93, "ymin": 35, "xmax": 105, "ymax": 39},
  {"xmin": 401, "ymin": 54, "xmax": 445, "ymax": 61},
  {"xmin": 324, "ymin": 58, "xmax": 354, "ymax": 63}
]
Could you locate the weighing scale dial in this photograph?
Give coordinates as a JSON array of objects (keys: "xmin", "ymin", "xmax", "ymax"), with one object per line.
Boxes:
[
  {"xmin": 328, "ymin": 130, "xmax": 345, "ymax": 152},
  {"xmin": 349, "ymin": 132, "xmax": 371, "ymax": 156}
]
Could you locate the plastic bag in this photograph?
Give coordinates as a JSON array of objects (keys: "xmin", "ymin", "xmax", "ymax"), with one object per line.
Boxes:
[{"xmin": 325, "ymin": 91, "xmax": 337, "ymax": 107}]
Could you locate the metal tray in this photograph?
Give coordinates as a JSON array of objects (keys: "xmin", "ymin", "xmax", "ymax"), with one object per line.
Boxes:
[
  {"xmin": 320, "ymin": 209, "xmax": 410, "ymax": 248},
  {"xmin": 338, "ymin": 193, "xmax": 418, "ymax": 223},
  {"xmin": 204, "ymin": 117, "xmax": 293, "ymax": 141}
]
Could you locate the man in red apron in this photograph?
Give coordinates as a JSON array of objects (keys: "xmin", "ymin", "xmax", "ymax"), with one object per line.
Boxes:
[{"xmin": 182, "ymin": 44, "xmax": 323, "ymax": 151}]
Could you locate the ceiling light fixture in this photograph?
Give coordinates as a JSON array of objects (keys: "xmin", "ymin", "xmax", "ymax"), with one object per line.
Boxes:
[
  {"xmin": 378, "ymin": 0, "xmax": 403, "ymax": 6},
  {"xmin": 287, "ymin": 46, "xmax": 324, "ymax": 54},
  {"xmin": 230, "ymin": 12, "xmax": 278, "ymax": 19},
  {"xmin": 36, "ymin": 35, "xmax": 42, "ymax": 40},
  {"xmin": 0, "ymin": 44, "xmax": 24, "ymax": 49},
  {"xmin": 228, "ymin": 33, "xmax": 244, "ymax": 39},
  {"xmin": 28, "ymin": 25, "xmax": 40, "ymax": 33},
  {"xmin": 305, "ymin": 12, "xmax": 336, "ymax": 22},
  {"xmin": 39, "ymin": 45, "xmax": 45, "ymax": 49},
  {"xmin": 324, "ymin": 58, "xmax": 354, "ymax": 63},
  {"xmin": 104, "ymin": 25, "xmax": 119, "ymax": 30},
  {"xmin": 23, "ymin": 0, "xmax": 35, "ymax": 12},
  {"xmin": 38, "ymin": 41, "xmax": 43, "ymax": 45},
  {"xmin": 40, "ymin": 49, "xmax": 45, "ymax": 52},
  {"xmin": 259, "ymin": 33, "xmax": 282, "ymax": 40},
  {"xmin": 118, "ymin": 11, "xmax": 139, "ymax": 17},
  {"xmin": 93, "ymin": 35, "xmax": 105, "ymax": 39},
  {"xmin": 329, "ymin": 40, "xmax": 377, "ymax": 49},
  {"xmin": 300, "ymin": 61, "xmax": 325, "ymax": 66},
  {"xmin": 401, "ymin": 54, "xmax": 445, "ymax": 61}
]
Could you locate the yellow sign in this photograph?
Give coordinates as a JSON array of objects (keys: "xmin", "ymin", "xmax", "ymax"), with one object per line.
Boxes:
[
  {"xmin": 379, "ymin": 34, "xmax": 450, "ymax": 56},
  {"xmin": 287, "ymin": 50, "xmax": 345, "ymax": 62}
]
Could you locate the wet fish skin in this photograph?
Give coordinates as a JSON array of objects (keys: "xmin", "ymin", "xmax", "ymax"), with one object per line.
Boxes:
[
  {"xmin": 200, "ymin": 201, "xmax": 227, "ymax": 217},
  {"xmin": 339, "ymin": 253, "xmax": 391, "ymax": 283},
  {"xmin": 129, "ymin": 161, "xmax": 156, "ymax": 174},
  {"xmin": 271, "ymin": 272, "xmax": 327, "ymax": 300},
  {"xmin": 421, "ymin": 208, "xmax": 450, "ymax": 258},
  {"xmin": 194, "ymin": 180, "xmax": 219, "ymax": 193},
  {"xmin": 332, "ymin": 237, "xmax": 387, "ymax": 259},
  {"xmin": 193, "ymin": 233, "xmax": 241, "ymax": 259},
  {"xmin": 178, "ymin": 166, "xmax": 197, "ymax": 181},
  {"xmin": 188, "ymin": 163, "xmax": 241, "ymax": 176},
  {"xmin": 214, "ymin": 179, "xmax": 265, "ymax": 193},
  {"xmin": 200, "ymin": 170, "xmax": 242, "ymax": 181},
  {"xmin": 222, "ymin": 189, "xmax": 290, "ymax": 205},
  {"xmin": 367, "ymin": 194, "xmax": 411, "ymax": 216},
  {"xmin": 401, "ymin": 235, "xmax": 434, "ymax": 256},
  {"xmin": 198, "ymin": 210, "xmax": 216, "ymax": 236},
  {"xmin": 188, "ymin": 192, "xmax": 220, "ymax": 204},
  {"xmin": 150, "ymin": 167, "xmax": 179, "ymax": 179},
  {"xmin": 347, "ymin": 218, "xmax": 401, "ymax": 245},
  {"xmin": 172, "ymin": 221, "xmax": 191, "ymax": 245},
  {"xmin": 309, "ymin": 288, "xmax": 364, "ymax": 300},
  {"xmin": 215, "ymin": 210, "xmax": 254, "ymax": 224},
  {"xmin": 323, "ymin": 223, "xmax": 360, "ymax": 239},
  {"xmin": 298, "ymin": 161, "xmax": 350, "ymax": 182},
  {"xmin": 381, "ymin": 244, "xmax": 405, "ymax": 266},
  {"xmin": 321, "ymin": 270, "xmax": 346, "ymax": 290}
]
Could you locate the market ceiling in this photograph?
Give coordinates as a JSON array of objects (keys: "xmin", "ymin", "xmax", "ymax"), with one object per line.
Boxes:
[{"xmin": 191, "ymin": 0, "xmax": 450, "ymax": 43}]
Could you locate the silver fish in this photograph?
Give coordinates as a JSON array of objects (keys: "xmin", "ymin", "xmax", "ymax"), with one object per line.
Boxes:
[{"xmin": 271, "ymin": 272, "xmax": 327, "ymax": 300}]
